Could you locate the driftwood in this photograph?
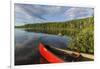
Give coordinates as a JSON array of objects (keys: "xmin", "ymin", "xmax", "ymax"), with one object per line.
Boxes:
[{"xmin": 45, "ymin": 45, "xmax": 94, "ymax": 62}]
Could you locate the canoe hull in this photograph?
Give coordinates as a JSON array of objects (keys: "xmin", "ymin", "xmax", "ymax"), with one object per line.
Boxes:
[{"xmin": 38, "ymin": 43, "xmax": 64, "ymax": 63}]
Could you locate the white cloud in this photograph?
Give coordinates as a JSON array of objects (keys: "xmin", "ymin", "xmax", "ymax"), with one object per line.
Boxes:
[
  {"xmin": 15, "ymin": 4, "xmax": 47, "ymax": 25},
  {"xmin": 15, "ymin": 3, "xmax": 94, "ymax": 25},
  {"xmin": 64, "ymin": 7, "xmax": 93, "ymax": 20}
]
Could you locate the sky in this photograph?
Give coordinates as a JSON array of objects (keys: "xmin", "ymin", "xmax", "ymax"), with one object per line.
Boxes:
[{"xmin": 15, "ymin": 3, "xmax": 94, "ymax": 26}]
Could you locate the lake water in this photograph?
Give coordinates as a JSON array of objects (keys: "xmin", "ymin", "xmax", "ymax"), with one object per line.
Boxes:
[{"xmin": 15, "ymin": 29, "xmax": 69, "ymax": 65}]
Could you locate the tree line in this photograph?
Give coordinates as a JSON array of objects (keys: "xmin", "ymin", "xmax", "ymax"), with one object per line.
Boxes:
[{"xmin": 15, "ymin": 17, "xmax": 94, "ymax": 54}]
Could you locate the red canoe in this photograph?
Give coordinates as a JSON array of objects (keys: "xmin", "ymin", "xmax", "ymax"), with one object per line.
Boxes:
[{"xmin": 38, "ymin": 43, "xmax": 64, "ymax": 63}]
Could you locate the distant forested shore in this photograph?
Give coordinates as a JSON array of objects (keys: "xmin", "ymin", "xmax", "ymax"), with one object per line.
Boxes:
[{"xmin": 15, "ymin": 17, "xmax": 94, "ymax": 54}]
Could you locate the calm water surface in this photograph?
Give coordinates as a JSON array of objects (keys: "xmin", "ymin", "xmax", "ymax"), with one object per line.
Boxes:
[{"xmin": 15, "ymin": 29, "xmax": 69, "ymax": 65}]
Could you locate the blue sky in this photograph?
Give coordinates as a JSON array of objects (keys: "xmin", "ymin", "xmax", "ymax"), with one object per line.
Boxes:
[{"xmin": 15, "ymin": 3, "xmax": 94, "ymax": 26}]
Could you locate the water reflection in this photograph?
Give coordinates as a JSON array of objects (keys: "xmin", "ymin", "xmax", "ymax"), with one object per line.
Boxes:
[{"xmin": 15, "ymin": 29, "xmax": 68, "ymax": 65}]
